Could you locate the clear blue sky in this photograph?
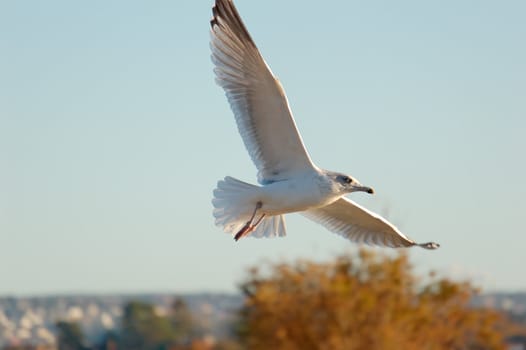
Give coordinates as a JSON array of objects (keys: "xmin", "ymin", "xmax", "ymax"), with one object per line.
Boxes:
[{"xmin": 1, "ymin": 0, "xmax": 525, "ymax": 295}]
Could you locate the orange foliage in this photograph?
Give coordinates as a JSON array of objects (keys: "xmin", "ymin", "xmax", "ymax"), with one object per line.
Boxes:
[{"xmin": 237, "ymin": 249, "xmax": 505, "ymax": 350}]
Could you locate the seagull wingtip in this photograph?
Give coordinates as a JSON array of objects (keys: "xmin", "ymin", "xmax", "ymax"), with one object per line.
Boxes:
[{"xmin": 418, "ymin": 242, "xmax": 440, "ymax": 250}]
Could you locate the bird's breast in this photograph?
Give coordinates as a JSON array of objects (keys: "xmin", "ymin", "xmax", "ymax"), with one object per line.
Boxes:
[{"xmin": 259, "ymin": 175, "xmax": 339, "ymax": 215}]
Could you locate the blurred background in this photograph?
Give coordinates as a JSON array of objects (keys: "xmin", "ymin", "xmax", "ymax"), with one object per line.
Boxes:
[{"xmin": 1, "ymin": 0, "xmax": 525, "ymax": 349}]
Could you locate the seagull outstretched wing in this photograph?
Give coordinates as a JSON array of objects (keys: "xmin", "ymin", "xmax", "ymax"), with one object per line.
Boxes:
[
  {"xmin": 210, "ymin": 0, "xmax": 316, "ymax": 184},
  {"xmin": 303, "ymin": 198, "xmax": 439, "ymax": 249}
]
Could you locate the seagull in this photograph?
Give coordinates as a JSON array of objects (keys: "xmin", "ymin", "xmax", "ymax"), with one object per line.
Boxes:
[{"xmin": 210, "ymin": 0, "xmax": 439, "ymax": 249}]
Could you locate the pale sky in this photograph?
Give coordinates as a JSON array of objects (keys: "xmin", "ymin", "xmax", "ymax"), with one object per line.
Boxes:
[{"xmin": 1, "ymin": 0, "xmax": 525, "ymax": 295}]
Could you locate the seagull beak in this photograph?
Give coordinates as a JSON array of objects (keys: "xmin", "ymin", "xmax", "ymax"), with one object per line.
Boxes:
[{"xmin": 352, "ymin": 184, "xmax": 375, "ymax": 194}]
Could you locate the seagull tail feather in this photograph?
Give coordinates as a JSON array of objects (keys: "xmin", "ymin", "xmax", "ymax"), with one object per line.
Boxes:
[{"xmin": 212, "ymin": 176, "xmax": 286, "ymax": 238}]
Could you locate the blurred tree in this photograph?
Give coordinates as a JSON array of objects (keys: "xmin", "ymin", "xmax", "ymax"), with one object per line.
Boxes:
[
  {"xmin": 170, "ymin": 298, "xmax": 195, "ymax": 342},
  {"xmin": 56, "ymin": 321, "xmax": 88, "ymax": 350},
  {"xmin": 237, "ymin": 249, "xmax": 506, "ymax": 350},
  {"xmin": 119, "ymin": 301, "xmax": 176, "ymax": 350},
  {"xmin": 211, "ymin": 338, "xmax": 244, "ymax": 350},
  {"xmin": 96, "ymin": 330, "xmax": 119, "ymax": 350}
]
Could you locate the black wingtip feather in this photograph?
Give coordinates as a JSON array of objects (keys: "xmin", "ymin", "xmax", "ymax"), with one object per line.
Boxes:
[
  {"xmin": 210, "ymin": 3, "xmax": 219, "ymax": 28},
  {"xmin": 210, "ymin": 0, "xmax": 258, "ymax": 49},
  {"xmin": 417, "ymin": 242, "xmax": 440, "ymax": 250}
]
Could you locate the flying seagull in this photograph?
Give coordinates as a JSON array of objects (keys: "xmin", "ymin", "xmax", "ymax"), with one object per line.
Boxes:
[{"xmin": 210, "ymin": 0, "xmax": 439, "ymax": 249}]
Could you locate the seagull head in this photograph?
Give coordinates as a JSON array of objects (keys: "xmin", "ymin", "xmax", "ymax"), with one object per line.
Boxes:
[{"xmin": 332, "ymin": 173, "xmax": 375, "ymax": 195}]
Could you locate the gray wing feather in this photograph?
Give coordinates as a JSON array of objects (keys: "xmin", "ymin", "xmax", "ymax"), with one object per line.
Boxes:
[
  {"xmin": 303, "ymin": 197, "xmax": 439, "ymax": 249},
  {"xmin": 210, "ymin": 0, "xmax": 315, "ymax": 184}
]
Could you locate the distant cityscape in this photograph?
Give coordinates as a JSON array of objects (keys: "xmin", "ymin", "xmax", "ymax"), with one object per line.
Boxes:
[
  {"xmin": 0, "ymin": 292, "xmax": 525, "ymax": 349},
  {"xmin": 0, "ymin": 293, "xmax": 241, "ymax": 349}
]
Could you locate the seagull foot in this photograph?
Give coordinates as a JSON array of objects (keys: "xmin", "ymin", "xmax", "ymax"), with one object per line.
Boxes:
[
  {"xmin": 417, "ymin": 242, "xmax": 440, "ymax": 249},
  {"xmin": 234, "ymin": 201, "xmax": 264, "ymax": 241},
  {"xmin": 234, "ymin": 222, "xmax": 255, "ymax": 241}
]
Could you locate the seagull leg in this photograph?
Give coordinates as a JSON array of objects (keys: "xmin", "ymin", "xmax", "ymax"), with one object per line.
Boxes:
[
  {"xmin": 234, "ymin": 201, "xmax": 264, "ymax": 241},
  {"xmin": 235, "ymin": 213, "xmax": 266, "ymax": 240}
]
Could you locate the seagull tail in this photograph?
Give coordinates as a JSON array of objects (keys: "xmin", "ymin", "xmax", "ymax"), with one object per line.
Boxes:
[{"xmin": 212, "ymin": 176, "xmax": 286, "ymax": 239}]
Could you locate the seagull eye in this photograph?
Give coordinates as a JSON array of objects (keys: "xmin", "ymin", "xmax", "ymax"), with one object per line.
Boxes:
[{"xmin": 338, "ymin": 175, "xmax": 352, "ymax": 184}]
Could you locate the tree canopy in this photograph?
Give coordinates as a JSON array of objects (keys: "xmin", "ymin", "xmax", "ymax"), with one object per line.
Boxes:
[{"xmin": 237, "ymin": 249, "xmax": 505, "ymax": 350}]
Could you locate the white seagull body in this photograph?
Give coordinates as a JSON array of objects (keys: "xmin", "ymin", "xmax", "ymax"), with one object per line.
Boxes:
[{"xmin": 210, "ymin": 0, "xmax": 439, "ymax": 249}]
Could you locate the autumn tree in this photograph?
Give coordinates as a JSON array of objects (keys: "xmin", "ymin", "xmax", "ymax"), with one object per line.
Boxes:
[{"xmin": 237, "ymin": 249, "xmax": 506, "ymax": 350}]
